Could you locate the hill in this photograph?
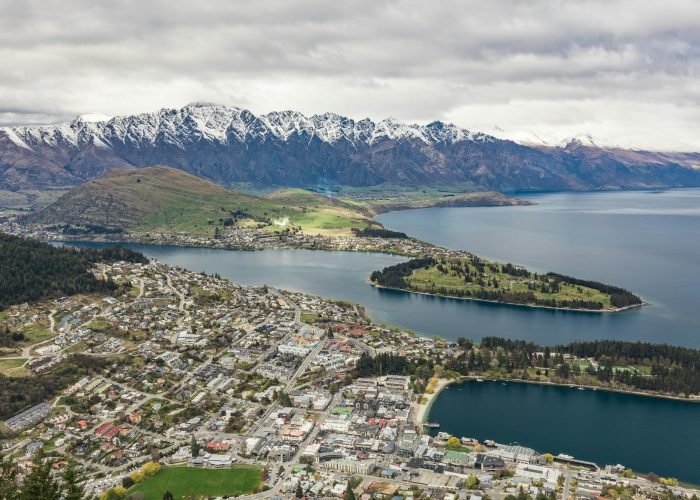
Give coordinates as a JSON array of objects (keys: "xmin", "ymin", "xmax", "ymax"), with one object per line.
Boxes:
[
  {"xmin": 2, "ymin": 103, "xmax": 699, "ymax": 192},
  {"xmin": 0, "ymin": 233, "xmax": 146, "ymax": 309},
  {"xmin": 25, "ymin": 166, "xmax": 381, "ymax": 237}
]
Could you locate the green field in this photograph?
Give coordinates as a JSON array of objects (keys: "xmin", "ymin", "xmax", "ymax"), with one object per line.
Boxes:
[
  {"xmin": 87, "ymin": 319, "xmax": 112, "ymax": 331},
  {"xmin": 300, "ymin": 312, "xmax": 322, "ymax": 323},
  {"xmin": 19, "ymin": 322, "xmax": 54, "ymax": 345},
  {"xmin": 127, "ymin": 465, "xmax": 263, "ymax": 499},
  {"xmin": 0, "ymin": 358, "xmax": 28, "ymax": 376}
]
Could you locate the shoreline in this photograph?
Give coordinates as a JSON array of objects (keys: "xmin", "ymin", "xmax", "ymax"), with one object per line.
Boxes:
[
  {"xmin": 414, "ymin": 378, "xmax": 452, "ymax": 425},
  {"xmin": 418, "ymin": 376, "xmax": 700, "ymax": 427},
  {"xmin": 370, "ymin": 283, "xmax": 645, "ymax": 314}
]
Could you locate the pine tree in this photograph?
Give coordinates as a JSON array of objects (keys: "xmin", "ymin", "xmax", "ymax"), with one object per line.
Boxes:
[
  {"xmin": 190, "ymin": 435, "xmax": 200, "ymax": 457},
  {"xmin": 62, "ymin": 460, "xmax": 85, "ymax": 500},
  {"xmin": 295, "ymin": 482, "xmax": 304, "ymax": 498},
  {"xmin": 343, "ymin": 481, "xmax": 356, "ymax": 500},
  {"xmin": 163, "ymin": 491, "xmax": 174, "ymax": 500},
  {"xmin": 0, "ymin": 455, "xmax": 18, "ymax": 500},
  {"xmin": 19, "ymin": 452, "xmax": 62, "ymax": 500}
]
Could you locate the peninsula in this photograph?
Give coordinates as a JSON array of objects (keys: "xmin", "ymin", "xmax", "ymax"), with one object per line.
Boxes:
[{"xmin": 370, "ymin": 256, "xmax": 643, "ymax": 312}]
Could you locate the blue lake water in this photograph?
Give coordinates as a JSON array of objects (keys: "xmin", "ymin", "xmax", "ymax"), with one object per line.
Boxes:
[
  {"xmin": 428, "ymin": 380, "xmax": 700, "ymax": 484},
  {"xmin": 377, "ymin": 189, "xmax": 700, "ymax": 347}
]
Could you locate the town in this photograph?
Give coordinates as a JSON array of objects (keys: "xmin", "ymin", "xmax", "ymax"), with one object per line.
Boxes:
[
  {"xmin": 0, "ymin": 213, "xmax": 463, "ymax": 259},
  {"xmin": 1, "ymin": 258, "xmax": 697, "ymax": 499}
]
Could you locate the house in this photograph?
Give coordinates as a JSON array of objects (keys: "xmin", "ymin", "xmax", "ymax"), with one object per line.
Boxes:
[
  {"xmin": 474, "ymin": 454, "xmax": 506, "ymax": 471},
  {"xmin": 206, "ymin": 441, "xmax": 230, "ymax": 453}
]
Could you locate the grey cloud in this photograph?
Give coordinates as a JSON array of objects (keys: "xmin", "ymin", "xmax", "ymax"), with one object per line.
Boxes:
[{"xmin": 0, "ymin": 0, "xmax": 698, "ymax": 149}]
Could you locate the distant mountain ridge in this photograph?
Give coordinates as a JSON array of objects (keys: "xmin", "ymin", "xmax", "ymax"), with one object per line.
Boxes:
[{"xmin": 1, "ymin": 102, "xmax": 699, "ymax": 192}]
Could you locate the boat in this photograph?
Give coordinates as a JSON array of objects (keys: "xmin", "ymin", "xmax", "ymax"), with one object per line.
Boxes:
[
  {"xmin": 476, "ymin": 378, "xmax": 484, "ymax": 382},
  {"xmin": 422, "ymin": 422, "xmax": 440, "ymax": 428},
  {"xmin": 577, "ymin": 386, "xmax": 585, "ymax": 391}
]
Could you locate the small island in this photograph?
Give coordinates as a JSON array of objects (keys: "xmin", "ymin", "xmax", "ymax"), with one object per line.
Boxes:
[{"xmin": 370, "ymin": 256, "xmax": 643, "ymax": 312}]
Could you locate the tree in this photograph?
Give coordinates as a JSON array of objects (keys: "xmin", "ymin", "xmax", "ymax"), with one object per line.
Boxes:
[
  {"xmin": 62, "ymin": 460, "xmax": 86, "ymax": 500},
  {"xmin": 190, "ymin": 435, "xmax": 200, "ymax": 457},
  {"xmin": 542, "ymin": 453, "xmax": 554, "ymax": 463},
  {"xmin": 447, "ymin": 436, "xmax": 461, "ymax": 448},
  {"xmin": 457, "ymin": 337, "xmax": 473, "ymax": 350},
  {"xmin": 99, "ymin": 486, "xmax": 127, "ymax": 499},
  {"xmin": 0, "ymin": 455, "xmax": 18, "ymax": 500},
  {"xmin": 141, "ymin": 461, "xmax": 161, "ymax": 476},
  {"xmin": 343, "ymin": 481, "xmax": 356, "ymax": 500},
  {"xmin": 295, "ymin": 482, "xmax": 304, "ymax": 498},
  {"xmin": 466, "ymin": 475, "xmax": 480, "ymax": 490},
  {"xmin": 130, "ymin": 470, "xmax": 145, "ymax": 483},
  {"xmin": 163, "ymin": 491, "xmax": 174, "ymax": 500},
  {"xmin": 19, "ymin": 452, "xmax": 61, "ymax": 500},
  {"xmin": 277, "ymin": 391, "xmax": 292, "ymax": 407}
]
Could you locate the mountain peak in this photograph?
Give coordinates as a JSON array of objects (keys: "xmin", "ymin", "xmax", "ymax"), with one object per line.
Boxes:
[
  {"xmin": 2, "ymin": 103, "xmax": 699, "ymax": 193},
  {"xmin": 560, "ymin": 134, "xmax": 599, "ymax": 149},
  {"xmin": 73, "ymin": 112, "xmax": 113, "ymax": 124},
  {"xmin": 3, "ymin": 104, "xmax": 493, "ymax": 150}
]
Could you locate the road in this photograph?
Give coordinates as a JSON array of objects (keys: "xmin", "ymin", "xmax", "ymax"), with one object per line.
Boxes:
[
  {"xmin": 166, "ymin": 273, "xmax": 188, "ymax": 343},
  {"xmin": 562, "ymin": 471, "xmax": 572, "ymax": 499},
  {"xmin": 284, "ymin": 340, "xmax": 325, "ymax": 393}
]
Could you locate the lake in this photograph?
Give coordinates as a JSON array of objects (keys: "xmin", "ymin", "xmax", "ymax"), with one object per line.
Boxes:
[
  {"xmin": 427, "ymin": 380, "xmax": 700, "ymax": 484},
  {"xmin": 378, "ymin": 188, "xmax": 700, "ymax": 347},
  {"xmin": 70, "ymin": 188, "xmax": 700, "ymax": 347}
]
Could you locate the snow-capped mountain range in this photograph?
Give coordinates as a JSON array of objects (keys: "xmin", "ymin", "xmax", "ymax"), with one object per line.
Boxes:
[
  {"xmin": 1, "ymin": 102, "xmax": 699, "ymax": 192},
  {"xmin": 3, "ymin": 102, "xmax": 494, "ymax": 151}
]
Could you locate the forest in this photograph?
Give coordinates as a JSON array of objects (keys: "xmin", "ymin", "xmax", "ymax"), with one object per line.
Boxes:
[
  {"xmin": 352, "ymin": 227, "xmax": 408, "ymax": 239},
  {"xmin": 352, "ymin": 337, "xmax": 700, "ymax": 398},
  {"xmin": 0, "ymin": 234, "xmax": 148, "ymax": 310},
  {"xmin": 546, "ymin": 272, "xmax": 642, "ymax": 308},
  {"xmin": 369, "ymin": 258, "xmax": 436, "ymax": 288},
  {"xmin": 0, "ymin": 354, "xmax": 109, "ymax": 422},
  {"xmin": 458, "ymin": 337, "xmax": 700, "ymax": 397}
]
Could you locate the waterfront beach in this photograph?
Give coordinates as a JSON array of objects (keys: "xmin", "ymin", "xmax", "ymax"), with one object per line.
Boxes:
[{"xmin": 413, "ymin": 377, "xmax": 453, "ymax": 424}]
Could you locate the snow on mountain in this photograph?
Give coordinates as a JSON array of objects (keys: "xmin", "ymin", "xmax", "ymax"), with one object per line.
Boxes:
[{"xmin": 0, "ymin": 103, "xmax": 490, "ymax": 152}]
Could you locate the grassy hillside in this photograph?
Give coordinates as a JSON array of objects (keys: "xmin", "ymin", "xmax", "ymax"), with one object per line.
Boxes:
[
  {"xmin": 330, "ymin": 184, "xmax": 529, "ymax": 214},
  {"xmin": 27, "ymin": 166, "xmax": 379, "ymax": 237}
]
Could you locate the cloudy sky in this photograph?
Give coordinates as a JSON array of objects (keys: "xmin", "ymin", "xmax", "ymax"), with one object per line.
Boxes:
[{"xmin": 1, "ymin": 0, "xmax": 699, "ymax": 150}]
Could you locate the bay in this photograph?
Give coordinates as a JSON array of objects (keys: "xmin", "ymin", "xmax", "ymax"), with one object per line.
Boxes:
[
  {"xmin": 427, "ymin": 380, "xmax": 700, "ymax": 484},
  {"xmin": 377, "ymin": 189, "xmax": 700, "ymax": 347}
]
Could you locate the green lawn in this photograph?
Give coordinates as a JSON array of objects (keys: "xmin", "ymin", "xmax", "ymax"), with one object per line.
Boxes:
[
  {"xmin": 128, "ymin": 465, "xmax": 263, "ymax": 499},
  {"xmin": 300, "ymin": 312, "xmax": 322, "ymax": 324},
  {"xmin": 19, "ymin": 322, "xmax": 54, "ymax": 345},
  {"xmin": 88, "ymin": 319, "xmax": 112, "ymax": 331},
  {"xmin": 0, "ymin": 358, "xmax": 28, "ymax": 376}
]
